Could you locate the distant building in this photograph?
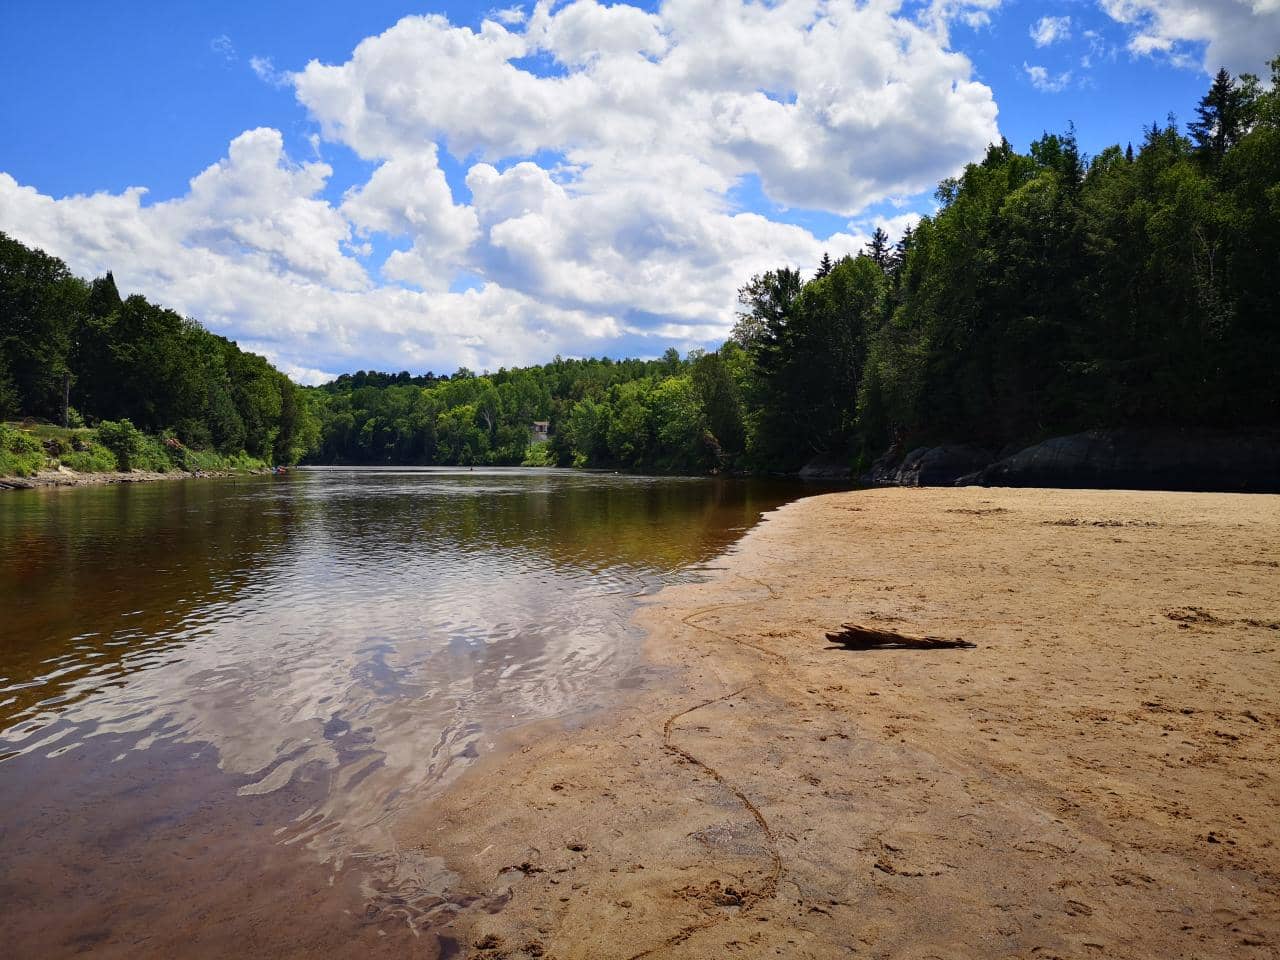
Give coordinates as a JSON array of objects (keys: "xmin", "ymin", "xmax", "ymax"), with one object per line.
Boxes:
[{"xmin": 530, "ymin": 420, "xmax": 550, "ymax": 442}]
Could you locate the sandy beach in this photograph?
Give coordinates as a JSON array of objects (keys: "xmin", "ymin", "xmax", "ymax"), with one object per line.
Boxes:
[{"xmin": 408, "ymin": 486, "xmax": 1280, "ymax": 959}]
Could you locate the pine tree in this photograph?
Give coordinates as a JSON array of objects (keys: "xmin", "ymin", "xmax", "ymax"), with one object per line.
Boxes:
[
  {"xmin": 815, "ymin": 251, "xmax": 833, "ymax": 279},
  {"xmin": 867, "ymin": 228, "xmax": 890, "ymax": 271},
  {"xmin": 87, "ymin": 272, "xmax": 122, "ymax": 318},
  {"xmin": 1061, "ymin": 122, "xmax": 1084, "ymax": 192},
  {"xmin": 889, "ymin": 226, "xmax": 913, "ymax": 276},
  {"xmin": 1189, "ymin": 67, "xmax": 1251, "ymax": 168}
]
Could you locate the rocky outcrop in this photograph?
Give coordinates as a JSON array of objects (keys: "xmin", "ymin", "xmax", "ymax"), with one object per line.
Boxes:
[
  {"xmin": 979, "ymin": 429, "xmax": 1280, "ymax": 493},
  {"xmin": 858, "ymin": 429, "xmax": 1280, "ymax": 492},
  {"xmin": 799, "ymin": 454, "xmax": 853, "ymax": 480},
  {"xmin": 862, "ymin": 449, "xmax": 902, "ymax": 485},
  {"xmin": 895, "ymin": 445, "xmax": 995, "ymax": 487},
  {"xmin": 862, "ymin": 444, "xmax": 994, "ymax": 487}
]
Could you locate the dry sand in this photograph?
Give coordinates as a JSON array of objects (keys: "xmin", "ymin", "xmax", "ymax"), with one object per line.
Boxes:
[{"xmin": 407, "ymin": 486, "xmax": 1280, "ymax": 959}]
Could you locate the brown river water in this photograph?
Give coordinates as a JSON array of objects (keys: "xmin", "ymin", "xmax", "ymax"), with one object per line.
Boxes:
[{"xmin": 0, "ymin": 467, "xmax": 814, "ymax": 958}]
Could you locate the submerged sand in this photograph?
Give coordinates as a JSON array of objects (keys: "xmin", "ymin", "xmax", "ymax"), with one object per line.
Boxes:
[{"xmin": 408, "ymin": 487, "xmax": 1280, "ymax": 959}]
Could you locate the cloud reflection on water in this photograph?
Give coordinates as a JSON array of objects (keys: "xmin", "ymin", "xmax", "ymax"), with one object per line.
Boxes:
[{"xmin": 0, "ymin": 468, "xmax": 805, "ymax": 868}]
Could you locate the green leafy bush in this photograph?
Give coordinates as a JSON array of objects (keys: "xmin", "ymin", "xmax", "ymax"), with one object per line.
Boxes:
[
  {"xmin": 224, "ymin": 451, "xmax": 268, "ymax": 471},
  {"xmin": 0, "ymin": 423, "xmax": 46, "ymax": 477},
  {"xmin": 520, "ymin": 441, "xmax": 555, "ymax": 467},
  {"xmin": 94, "ymin": 419, "xmax": 146, "ymax": 471},
  {"xmin": 132, "ymin": 435, "xmax": 172, "ymax": 473},
  {"xmin": 164, "ymin": 444, "xmax": 267, "ymax": 473},
  {"xmin": 60, "ymin": 444, "xmax": 118, "ymax": 472}
]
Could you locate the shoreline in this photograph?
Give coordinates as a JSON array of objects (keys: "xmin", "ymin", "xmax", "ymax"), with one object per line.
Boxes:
[
  {"xmin": 404, "ymin": 486, "xmax": 1279, "ymax": 959},
  {"xmin": 0, "ymin": 466, "xmax": 277, "ymax": 491}
]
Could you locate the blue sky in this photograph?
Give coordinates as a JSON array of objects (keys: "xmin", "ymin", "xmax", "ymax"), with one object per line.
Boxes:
[{"xmin": 1, "ymin": 0, "xmax": 1275, "ymax": 381}]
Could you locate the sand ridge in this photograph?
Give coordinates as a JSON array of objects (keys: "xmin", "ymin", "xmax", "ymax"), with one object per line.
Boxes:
[{"xmin": 407, "ymin": 487, "xmax": 1280, "ymax": 959}]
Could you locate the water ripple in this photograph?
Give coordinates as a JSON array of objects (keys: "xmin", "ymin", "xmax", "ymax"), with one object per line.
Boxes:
[{"xmin": 0, "ymin": 467, "xmax": 806, "ymax": 880}]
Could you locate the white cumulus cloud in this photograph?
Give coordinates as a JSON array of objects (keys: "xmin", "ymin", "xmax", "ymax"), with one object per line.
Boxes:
[
  {"xmin": 0, "ymin": 0, "xmax": 1003, "ymax": 378},
  {"xmin": 1099, "ymin": 0, "xmax": 1280, "ymax": 74},
  {"xmin": 1024, "ymin": 62, "xmax": 1073, "ymax": 92},
  {"xmin": 490, "ymin": 5, "xmax": 528, "ymax": 25},
  {"xmin": 249, "ymin": 55, "xmax": 290, "ymax": 88},
  {"xmin": 1030, "ymin": 15, "xmax": 1071, "ymax": 47}
]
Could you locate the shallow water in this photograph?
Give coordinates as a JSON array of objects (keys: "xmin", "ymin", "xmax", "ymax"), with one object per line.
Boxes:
[{"xmin": 0, "ymin": 467, "xmax": 812, "ymax": 956}]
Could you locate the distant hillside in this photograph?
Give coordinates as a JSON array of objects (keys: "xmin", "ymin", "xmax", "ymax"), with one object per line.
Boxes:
[{"xmin": 0, "ymin": 234, "xmax": 316, "ymax": 465}]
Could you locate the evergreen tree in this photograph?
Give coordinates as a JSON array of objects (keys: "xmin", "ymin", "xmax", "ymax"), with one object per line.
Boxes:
[
  {"xmin": 87, "ymin": 272, "xmax": 122, "ymax": 318},
  {"xmin": 866, "ymin": 228, "xmax": 890, "ymax": 270},
  {"xmin": 1189, "ymin": 67, "xmax": 1253, "ymax": 168},
  {"xmin": 889, "ymin": 226, "xmax": 914, "ymax": 276},
  {"xmin": 815, "ymin": 251, "xmax": 833, "ymax": 278}
]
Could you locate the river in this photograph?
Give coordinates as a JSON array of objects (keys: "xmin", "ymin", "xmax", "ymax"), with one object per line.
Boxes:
[{"xmin": 0, "ymin": 467, "xmax": 813, "ymax": 958}]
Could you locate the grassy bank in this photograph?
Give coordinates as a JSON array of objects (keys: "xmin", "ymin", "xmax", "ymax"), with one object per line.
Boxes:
[{"xmin": 1, "ymin": 420, "xmax": 269, "ymax": 479}]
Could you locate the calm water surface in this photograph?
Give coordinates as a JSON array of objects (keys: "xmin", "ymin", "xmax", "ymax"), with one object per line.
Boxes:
[{"xmin": 0, "ymin": 467, "xmax": 812, "ymax": 955}]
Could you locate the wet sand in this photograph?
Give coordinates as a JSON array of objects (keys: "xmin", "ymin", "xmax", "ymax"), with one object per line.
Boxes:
[{"xmin": 407, "ymin": 487, "xmax": 1280, "ymax": 959}]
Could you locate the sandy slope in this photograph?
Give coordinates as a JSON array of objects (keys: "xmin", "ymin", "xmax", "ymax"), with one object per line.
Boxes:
[{"xmin": 407, "ymin": 487, "xmax": 1280, "ymax": 959}]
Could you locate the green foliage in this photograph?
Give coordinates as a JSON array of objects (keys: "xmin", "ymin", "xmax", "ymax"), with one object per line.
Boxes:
[
  {"xmin": 85, "ymin": 419, "xmax": 171, "ymax": 472},
  {"xmin": 1190, "ymin": 67, "xmax": 1259, "ymax": 169},
  {"xmin": 0, "ymin": 236, "xmax": 84, "ymax": 423},
  {"xmin": 0, "ymin": 356, "xmax": 19, "ymax": 421},
  {"xmin": 521, "ymin": 441, "xmax": 555, "ymax": 467},
  {"xmin": 307, "ymin": 353, "xmax": 692, "ymax": 469},
  {"xmin": 307, "ymin": 64, "xmax": 1279, "ymax": 477},
  {"xmin": 723, "ymin": 64, "xmax": 1280, "ymax": 467},
  {"xmin": 0, "ymin": 236, "xmax": 319, "ymax": 465},
  {"xmin": 59, "ymin": 443, "xmax": 118, "ymax": 473},
  {"xmin": 0, "ymin": 423, "xmax": 46, "ymax": 476},
  {"xmin": 93, "ymin": 419, "xmax": 146, "ymax": 471},
  {"xmin": 0, "ymin": 418, "xmax": 272, "ymax": 476},
  {"xmin": 690, "ymin": 350, "xmax": 745, "ymax": 461},
  {"xmin": 7, "ymin": 64, "xmax": 1276, "ymax": 481},
  {"xmin": 191, "ymin": 448, "xmax": 267, "ymax": 472}
]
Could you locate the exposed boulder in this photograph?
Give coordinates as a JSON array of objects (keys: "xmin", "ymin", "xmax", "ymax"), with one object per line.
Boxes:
[
  {"xmin": 980, "ymin": 429, "xmax": 1280, "ymax": 493},
  {"xmin": 861, "ymin": 448, "xmax": 904, "ymax": 485},
  {"xmin": 894, "ymin": 445, "xmax": 995, "ymax": 487},
  {"xmin": 799, "ymin": 454, "xmax": 853, "ymax": 480}
]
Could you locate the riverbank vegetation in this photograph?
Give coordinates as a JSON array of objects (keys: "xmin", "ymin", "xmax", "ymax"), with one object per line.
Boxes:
[
  {"xmin": 0, "ymin": 234, "xmax": 317, "ymax": 474},
  {"xmin": 0, "ymin": 420, "xmax": 270, "ymax": 477},
  {"xmin": 4, "ymin": 64, "xmax": 1277, "ymax": 478}
]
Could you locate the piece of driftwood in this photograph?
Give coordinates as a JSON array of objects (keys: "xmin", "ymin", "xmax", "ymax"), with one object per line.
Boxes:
[{"xmin": 825, "ymin": 623, "xmax": 975, "ymax": 650}]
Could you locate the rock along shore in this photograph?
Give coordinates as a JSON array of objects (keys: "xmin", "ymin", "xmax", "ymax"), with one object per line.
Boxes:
[
  {"xmin": 0, "ymin": 466, "xmax": 274, "ymax": 491},
  {"xmin": 855, "ymin": 428, "xmax": 1280, "ymax": 492}
]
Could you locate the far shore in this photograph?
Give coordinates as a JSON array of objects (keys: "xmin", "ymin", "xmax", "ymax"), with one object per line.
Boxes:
[
  {"xmin": 0, "ymin": 465, "xmax": 278, "ymax": 491},
  {"xmin": 406, "ymin": 486, "xmax": 1280, "ymax": 959}
]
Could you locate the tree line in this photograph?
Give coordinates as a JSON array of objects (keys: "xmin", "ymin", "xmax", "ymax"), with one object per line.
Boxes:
[
  {"xmin": 307, "ymin": 350, "xmax": 693, "ymax": 467},
  {"xmin": 0, "ymin": 235, "xmax": 318, "ymax": 465},
  {"xmin": 732, "ymin": 60, "xmax": 1280, "ymax": 469},
  {"xmin": 4, "ymin": 63, "xmax": 1276, "ymax": 476},
  {"xmin": 309, "ymin": 62, "xmax": 1280, "ymax": 473}
]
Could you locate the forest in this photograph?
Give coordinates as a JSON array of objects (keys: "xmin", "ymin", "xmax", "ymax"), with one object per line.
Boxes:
[
  {"xmin": 3, "ymin": 63, "xmax": 1278, "ymax": 477},
  {"xmin": 0, "ymin": 234, "xmax": 318, "ymax": 473},
  {"xmin": 308, "ymin": 62, "xmax": 1280, "ymax": 473}
]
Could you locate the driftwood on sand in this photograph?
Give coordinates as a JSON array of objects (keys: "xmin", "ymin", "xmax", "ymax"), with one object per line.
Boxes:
[{"xmin": 825, "ymin": 623, "xmax": 975, "ymax": 650}]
